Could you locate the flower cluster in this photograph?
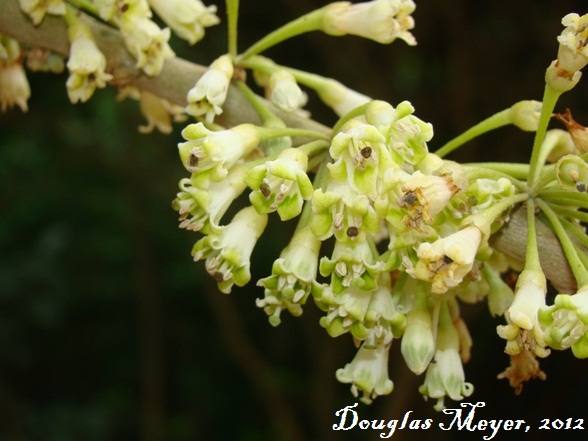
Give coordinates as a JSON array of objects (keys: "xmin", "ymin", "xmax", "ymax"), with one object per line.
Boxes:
[
  {"xmin": 9, "ymin": 0, "xmax": 588, "ymax": 414},
  {"xmin": 173, "ymin": 85, "xmax": 526, "ymax": 407}
]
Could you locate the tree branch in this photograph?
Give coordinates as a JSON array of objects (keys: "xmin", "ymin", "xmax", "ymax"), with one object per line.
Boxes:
[{"xmin": 0, "ymin": 0, "xmax": 583, "ymax": 292}]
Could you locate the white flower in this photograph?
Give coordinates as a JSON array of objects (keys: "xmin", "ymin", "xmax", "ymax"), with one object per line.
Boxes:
[
  {"xmin": 186, "ymin": 54, "xmax": 234, "ymax": 122},
  {"xmin": 399, "ymin": 170, "xmax": 461, "ymax": 229},
  {"xmin": 256, "ymin": 227, "xmax": 322, "ymax": 326},
  {"xmin": 192, "ymin": 206, "xmax": 268, "ymax": 293},
  {"xmin": 172, "ymin": 164, "xmax": 249, "ymax": 234},
  {"xmin": 509, "ymin": 100, "xmax": 542, "ymax": 132},
  {"xmin": 310, "ymin": 180, "xmax": 379, "ymax": 241},
  {"xmin": 120, "ymin": 17, "xmax": 175, "ymax": 76},
  {"xmin": 66, "ymin": 22, "xmax": 112, "ymax": 103},
  {"xmin": 497, "ymin": 269, "xmax": 550, "ymax": 358},
  {"xmin": 19, "ymin": 0, "xmax": 65, "ymax": 25},
  {"xmin": 419, "ymin": 301, "xmax": 473, "ymax": 410},
  {"xmin": 322, "ymin": 0, "xmax": 417, "ymax": 45},
  {"xmin": 400, "ymin": 283, "xmax": 435, "ymax": 374},
  {"xmin": 268, "ymin": 70, "xmax": 307, "ymax": 113},
  {"xmin": 94, "ymin": 0, "xmax": 151, "ymax": 22},
  {"xmin": 148, "ymin": 0, "xmax": 220, "ymax": 44},
  {"xmin": 508, "ymin": 271, "xmax": 546, "ymax": 331},
  {"xmin": 336, "ymin": 335, "xmax": 394, "ymax": 405},
  {"xmin": 556, "ymin": 13, "xmax": 588, "ymax": 74},
  {"xmin": 178, "ymin": 122, "xmax": 260, "ymax": 185},
  {"xmin": 545, "ymin": 13, "xmax": 588, "ymax": 92},
  {"xmin": 0, "ymin": 62, "xmax": 30, "ymax": 113},
  {"xmin": 328, "ymin": 121, "xmax": 392, "ymax": 198},
  {"xmin": 245, "ymin": 148, "xmax": 314, "ymax": 220},
  {"xmin": 407, "ymin": 226, "xmax": 482, "ymax": 294}
]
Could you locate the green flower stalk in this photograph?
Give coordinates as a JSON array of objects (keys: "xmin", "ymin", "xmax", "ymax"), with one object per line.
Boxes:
[
  {"xmin": 435, "ymin": 101, "xmax": 541, "ymax": 159},
  {"xmin": 246, "ymin": 148, "xmax": 314, "ymax": 221},
  {"xmin": 419, "ymin": 301, "xmax": 474, "ymax": 411},
  {"xmin": 239, "ymin": 0, "xmax": 417, "ymax": 60},
  {"xmin": 192, "ymin": 206, "xmax": 268, "ymax": 293},
  {"xmin": 256, "ymin": 226, "xmax": 322, "ymax": 326},
  {"xmin": 336, "ymin": 331, "xmax": 394, "ymax": 405}
]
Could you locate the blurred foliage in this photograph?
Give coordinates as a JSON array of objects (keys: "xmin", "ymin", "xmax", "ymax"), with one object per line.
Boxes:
[{"xmin": 1, "ymin": 1, "xmax": 588, "ymax": 440}]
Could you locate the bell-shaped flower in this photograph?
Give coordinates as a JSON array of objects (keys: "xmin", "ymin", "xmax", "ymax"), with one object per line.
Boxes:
[
  {"xmin": 419, "ymin": 301, "xmax": 474, "ymax": 410},
  {"xmin": 363, "ymin": 271, "xmax": 407, "ymax": 343},
  {"xmin": 407, "ymin": 226, "xmax": 482, "ymax": 294},
  {"xmin": 398, "ymin": 170, "xmax": 462, "ymax": 231},
  {"xmin": 172, "ymin": 164, "xmax": 249, "ymax": 234},
  {"xmin": 148, "ymin": 0, "xmax": 220, "ymax": 44},
  {"xmin": 310, "ymin": 180, "xmax": 379, "ymax": 241},
  {"xmin": 329, "ymin": 121, "xmax": 393, "ymax": 198},
  {"xmin": 319, "ymin": 237, "xmax": 383, "ymax": 293},
  {"xmin": 400, "ymin": 282, "xmax": 435, "ymax": 374},
  {"xmin": 466, "ymin": 177, "xmax": 515, "ymax": 213},
  {"xmin": 336, "ymin": 332, "xmax": 394, "ymax": 405},
  {"xmin": 138, "ymin": 90, "xmax": 187, "ymax": 134},
  {"xmin": 546, "ymin": 13, "xmax": 588, "ymax": 92},
  {"xmin": 192, "ymin": 206, "xmax": 268, "ymax": 293},
  {"xmin": 94, "ymin": 0, "xmax": 151, "ymax": 22},
  {"xmin": 66, "ymin": 21, "xmax": 113, "ymax": 103},
  {"xmin": 322, "ymin": 0, "xmax": 416, "ymax": 45},
  {"xmin": 19, "ymin": 0, "xmax": 65, "ymax": 25},
  {"xmin": 268, "ymin": 70, "xmax": 307, "ymax": 113},
  {"xmin": 315, "ymin": 284, "xmax": 375, "ymax": 339},
  {"xmin": 186, "ymin": 54, "xmax": 233, "ymax": 122},
  {"xmin": 315, "ymin": 270, "xmax": 407, "ymax": 342},
  {"xmin": 246, "ymin": 148, "xmax": 314, "ymax": 220},
  {"xmin": 497, "ymin": 269, "xmax": 550, "ymax": 358},
  {"xmin": 539, "ymin": 285, "xmax": 588, "ymax": 358},
  {"xmin": 178, "ymin": 123, "xmax": 260, "ymax": 185},
  {"xmin": 0, "ymin": 62, "xmax": 30, "ymax": 113},
  {"xmin": 367, "ymin": 100, "xmax": 432, "ymax": 166},
  {"xmin": 120, "ymin": 17, "xmax": 175, "ymax": 76},
  {"xmin": 256, "ymin": 227, "xmax": 321, "ymax": 326}
]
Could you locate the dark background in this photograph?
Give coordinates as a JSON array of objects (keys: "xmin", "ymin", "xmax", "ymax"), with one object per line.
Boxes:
[{"xmin": 1, "ymin": 1, "xmax": 588, "ymax": 440}]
